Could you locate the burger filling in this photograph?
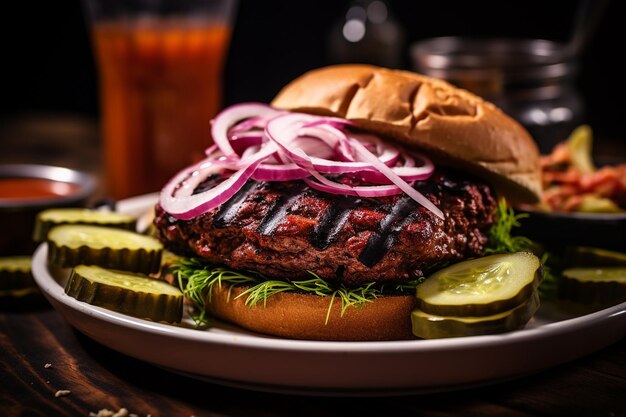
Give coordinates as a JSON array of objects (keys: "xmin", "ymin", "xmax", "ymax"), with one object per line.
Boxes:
[{"xmin": 154, "ymin": 168, "xmax": 496, "ymax": 287}]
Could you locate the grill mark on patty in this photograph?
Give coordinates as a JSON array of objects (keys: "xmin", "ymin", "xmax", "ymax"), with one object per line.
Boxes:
[
  {"xmin": 310, "ymin": 196, "xmax": 355, "ymax": 250},
  {"xmin": 212, "ymin": 181, "xmax": 260, "ymax": 228},
  {"xmin": 358, "ymin": 194, "xmax": 418, "ymax": 267},
  {"xmin": 256, "ymin": 183, "xmax": 306, "ymax": 236}
]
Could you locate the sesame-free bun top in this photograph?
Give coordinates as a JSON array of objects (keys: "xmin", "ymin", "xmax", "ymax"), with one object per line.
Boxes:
[{"xmin": 271, "ymin": 64, "xmax": 542, "ymax": 203}]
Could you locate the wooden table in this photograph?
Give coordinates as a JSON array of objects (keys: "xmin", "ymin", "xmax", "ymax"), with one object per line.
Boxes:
[{"xmin": 1, "ymin": 116, "xmax": 626, "ymax": 417}]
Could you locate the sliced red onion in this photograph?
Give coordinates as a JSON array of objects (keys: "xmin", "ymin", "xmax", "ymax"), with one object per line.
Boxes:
[
  {"xmin": 302, "ymin": 117, "xmax": 353, "ymax": 130},
  {"xmin": 303, "ymin": 177, "xmax": 405, "ymax": 197},
  {"xmin": 252, "ymin": 163, "xmax": 310, "ymax": 181},
  {"xmin": 240, "ymin": 144, "xmax": 262, "ymax": 160},
  {"xmin": 264, "ymin": 113, "xmax": 441, "ymax": 218},
  {"xmin": 291, "ymin": 135, "xmax": 335, "ymax": 160},
  {"xmin": 358, "ymin": 154, "xmax": 434, "ymax": 183},
  {"xmin": 160, "ymin": 145, "xmax": 276, "ymax": 220},
  {"xmin": 230, "ymin": 134, "xmax": 264, "ymax": 155},
  {"xmin": 211, "ymin": 102, "xmax": 282, "ymax": 157},
  {"xmin": 265, "ymin": 116, "xmax": 388, "ymax": 174},
  {"xmin": 403, "ymin": 152, "xmax": 416, "ymax": 167},
  {"xmin": 299, "ymin": 125, "xmax": 401, "ymax": 171},
  {"xmin": 229, "ymin": 116, "xmax": 266, "ymax": 134},
  {"xmin": 204, "ymin": 144, "xmax": 219, "ymax": 157},
  {"xmin": 263, "ymin": 114, "xmax": 317, "ymax": 168},
  {"xmin": 347, "ymin": 132, "xmax": 401, "ymax": 167},
  {"xmin": 349, "ymin": 138, "xmax": 444, "ymax": 219},
  {"xmin": 160, "ymin": 103, "xmax": 442, "ymax": 221}
]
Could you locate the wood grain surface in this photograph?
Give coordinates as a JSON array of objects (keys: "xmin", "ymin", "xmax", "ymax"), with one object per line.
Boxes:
[{"xmin": 1, "ymin": 299, "xmax": 625, "ymax": 417}]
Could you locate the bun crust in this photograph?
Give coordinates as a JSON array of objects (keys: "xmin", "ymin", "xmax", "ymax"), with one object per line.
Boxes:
[
  {"xmin": 206, "ymin": 284, "xmax": 416, "ymax": 341},
  {"xmin": 272, "ymin": 64, "xmax": 542, "ymax": 203}
]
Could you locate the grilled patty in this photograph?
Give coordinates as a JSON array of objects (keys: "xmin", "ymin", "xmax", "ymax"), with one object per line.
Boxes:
[{"xmin": 154, "ymin": 169, "xmax": 496, "ymax": 286}]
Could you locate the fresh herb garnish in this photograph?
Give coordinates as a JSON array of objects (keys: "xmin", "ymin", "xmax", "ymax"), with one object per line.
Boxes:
[
  {"xmin": 173, "ymin": 257, "xmax": 421, "ymax": 325},
  {"xmin": 486, "ymin": 199, "xmax": 534, "ymax": 254},
  {"xmin": 485, "ymin": 198, "xmax": 558, "ymax": 299},
  {"xmin": 174, "ymin": 258, "xmax": 259, "ymax": 325}
]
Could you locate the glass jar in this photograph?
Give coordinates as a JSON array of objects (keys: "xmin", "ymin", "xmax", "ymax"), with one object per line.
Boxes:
[{"xmin": 411, "ymin": 37, "xmax": 585, "ymax": 153}]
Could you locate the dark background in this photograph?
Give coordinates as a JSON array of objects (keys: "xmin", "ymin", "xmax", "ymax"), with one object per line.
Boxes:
[{"xmin": 1, "ymin": 0, "xmax": 624, "ymax": 145}]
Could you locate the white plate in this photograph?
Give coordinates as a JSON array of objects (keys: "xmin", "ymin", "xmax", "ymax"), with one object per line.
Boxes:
[{"xmin": 31, "ymin": 194, "xmax": 626, "ymax": 396}]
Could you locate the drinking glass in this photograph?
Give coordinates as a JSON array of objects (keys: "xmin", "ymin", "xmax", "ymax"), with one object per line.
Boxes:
[{"xmin": 83, "ymin": 0, "xmax": 237, "ymax": 199}]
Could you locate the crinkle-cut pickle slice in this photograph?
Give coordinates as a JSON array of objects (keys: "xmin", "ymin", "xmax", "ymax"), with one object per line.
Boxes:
[
  {"xmin": 34, "ymin": 208, "xmax": 137, "ymax": 242},
  {"xmin": 411, "ymin": 291, "xmax": 540, "ymax": 339},
  {"xmin": 560, "ymin": 267, "xmax": 626, "ymax": 305},
  {"xmin": 65, "ymin": 265, "xmax": 183, "ymax": 323},
  {"xmin": 416, "ymin": 252, "xmax": 542, "ymax": 317},
  {"xmin": 0, "ymin": 256, "xmax": 38, "ymax": 297},
  {"xmin": 47, "ymin": 225, "xmax": 162, "ymax": 274},
  {"xmin": 0, "ymin": 255, "xmax": 31, "ymax": 273},
  {"xmin": 564, "ymin": 246, "xmax": 626, "ymax": 267}
]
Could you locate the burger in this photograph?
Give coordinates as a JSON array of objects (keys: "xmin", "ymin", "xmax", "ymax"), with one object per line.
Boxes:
[{"xmin": 154, "ymin": 64, "xmax": 542, "ymax": 341}]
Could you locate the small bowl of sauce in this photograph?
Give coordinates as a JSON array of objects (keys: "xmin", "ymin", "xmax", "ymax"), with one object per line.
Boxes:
[{"xmin": 0, "ymin": 165, "xmax": 97, "ymax": 255}]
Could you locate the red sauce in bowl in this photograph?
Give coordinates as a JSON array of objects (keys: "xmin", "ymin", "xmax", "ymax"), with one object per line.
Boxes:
[
  {"xmin": 0, "ymin": 178, "xmax": 81, "ymax": 201},
  {"xmin": 0, "ymin": 165, "xmax": 96, "ymax": 256}
]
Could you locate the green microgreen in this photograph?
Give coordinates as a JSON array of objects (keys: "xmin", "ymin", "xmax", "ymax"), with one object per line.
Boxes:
[
  {"xmin": 172, "ymin": 257, "xmax": 420, "ymax": 326},
  {"xmin": 174, "ymin": 258, "xmax": 259, "ymax": 325},
  {"xmin": 486, "ymin": 199, "xmax": 534, "ymax": 254},
  {"xmin": 485, "ymin": 198, "xmax": 558, "ymax": 299}
]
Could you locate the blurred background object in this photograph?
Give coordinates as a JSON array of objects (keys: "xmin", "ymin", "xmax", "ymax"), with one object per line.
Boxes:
[
  {"xmin": 410, "ymin": 0, "xmax": 610, "ymax": 153},
  {"xmin": 0, "ymin": 0, "xmax": 624, "ymax": 195},
  {"xmin": 83, "ymin": 0, "xmax": 237, "ymax": 199},
  {"xmin": 411, "ymin": 37, "xmax": 584, "ymax": 153},
  {"xmin": 328, "ymin": 0, "xmax": 405, "ymax": 68}
]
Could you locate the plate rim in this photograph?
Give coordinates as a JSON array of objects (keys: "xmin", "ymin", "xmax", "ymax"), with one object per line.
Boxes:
[{"xmin": 31, "ymin": 243, "xmax": 626, "ymax": 354}]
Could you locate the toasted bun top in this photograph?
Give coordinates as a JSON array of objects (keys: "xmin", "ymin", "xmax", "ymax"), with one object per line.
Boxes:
[{"xmin": 272, "ymin": 64, "xmax": 542, "ymax": 203}]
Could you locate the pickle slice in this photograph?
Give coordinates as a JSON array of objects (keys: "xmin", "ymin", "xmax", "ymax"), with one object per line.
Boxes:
[
  {"xmin": 65, "ymin": 265, "xmax": 183, "ymax": 323},
  {"xmin": 0, "ymin": 256, "xmax": 38, "ymax": 297},
  {"xmin": 34, "ymin": 208, "xmax": 137, "ymax": 242},
  {"xmin": 560, "ymin": 267, "xmax": 626, "ymax": 305},
  {"xmin": 564, "ymin": 246, "xmax": 626, "ymax": 267},
  {"xmin": 416, "ymin": 252, "xmax": 542, "ymax": 317},
  {"xmin": 47, "ymin": 225, "xmax": 162, "ymax": 274},
  {"xmin": 411, "ymin": 291, "xmax": 540, "ymax": 339}
]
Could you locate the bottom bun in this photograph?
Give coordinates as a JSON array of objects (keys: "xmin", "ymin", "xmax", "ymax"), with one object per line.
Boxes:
[{"xmin": 206, "ymin": 284, "xmax": 417, "ymax": 341}]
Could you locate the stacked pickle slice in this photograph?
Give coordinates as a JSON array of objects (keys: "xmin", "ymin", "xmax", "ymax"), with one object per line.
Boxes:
[
  {"xmin": 411, "ymin": 252, "xmax": 543, "ymax": 339},
  {"xmin": 38, "ymin": 208, "xmax": 183, "ymax": 323}
]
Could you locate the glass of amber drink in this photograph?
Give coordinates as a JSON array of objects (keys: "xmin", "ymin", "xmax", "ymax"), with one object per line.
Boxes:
[{"xmin": 83, "ymin": 0, "xmax": 237, "ymax": 199}]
